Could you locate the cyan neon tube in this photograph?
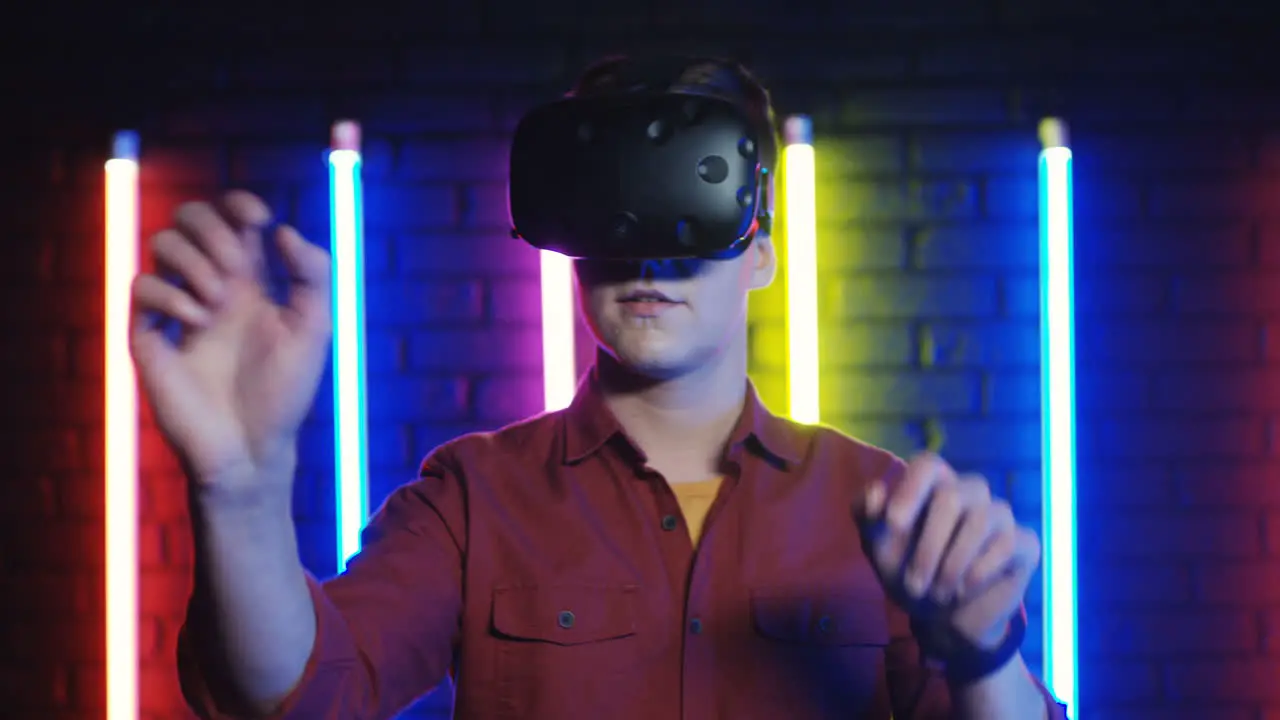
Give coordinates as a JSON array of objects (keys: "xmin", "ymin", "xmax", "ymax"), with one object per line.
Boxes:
[
  {"xmin": 1038, "ymin": 117, "xmax": 1078, "ymax": 718},
  {"xmin": 330, "ymin": 120, "xmax": 369, "ymax": 570}
]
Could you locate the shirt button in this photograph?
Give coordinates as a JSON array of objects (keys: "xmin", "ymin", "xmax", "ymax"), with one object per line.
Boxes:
[
  {"xmin": 660, "ymin": 514, "xmax": 679, "ymax": 531},
  {"xmin": 557, "ymin": 610, "xmax": 575, "ymax": 629},
  {"xmin": 689, "ymin": 618, "xmax": 703, "ymax": 634}
]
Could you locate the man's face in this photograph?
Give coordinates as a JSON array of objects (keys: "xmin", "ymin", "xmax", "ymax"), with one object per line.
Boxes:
[{"xmin": 575, "ymin": 236, "xmax": 776, "ymax": 380}]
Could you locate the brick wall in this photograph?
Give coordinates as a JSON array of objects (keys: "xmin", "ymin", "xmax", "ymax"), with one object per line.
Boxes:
[{"xmin": 4, "ymin": 3, "xmax": 1280, "ymax": 719}]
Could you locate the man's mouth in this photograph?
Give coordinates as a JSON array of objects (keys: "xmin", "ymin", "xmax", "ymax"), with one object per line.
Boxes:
[{"xmin": 618, "ymin": 289, "xmax": 680, "ymax": 304}]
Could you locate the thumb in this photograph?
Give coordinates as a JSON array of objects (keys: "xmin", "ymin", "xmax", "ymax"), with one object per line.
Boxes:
[
  {"xmin": 128, "ymin": 293, "xmax": 179, "ymax": 396},
  {"xmin": 853, "ymin": 480, "xmax": 887, "ymax": 525},
  {"xmin": 276, "ymin": 224, "xmax": 332, "ymax": 336},
  {"xmin": 853, "ymin": 480, "xmax": 892, "ymax": 553}
]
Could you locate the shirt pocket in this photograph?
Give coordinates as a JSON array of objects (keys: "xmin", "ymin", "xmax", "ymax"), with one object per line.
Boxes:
[
  {"xmin": 747, "ymin": 590, "xmax": 891, "ymax": 715},
  {"xmin": 490, "ymin": 583, "xmax": 645, "ymax": 719}
]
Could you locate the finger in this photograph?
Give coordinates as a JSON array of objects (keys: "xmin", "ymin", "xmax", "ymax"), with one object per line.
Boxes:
[
  {"xmin": 854, "ymin": 461, "xmax": 905, "ymax": 539},
  {"xmin": 854, "ymin": 480, "xmax": 887, "ymax": 531},
  {"xmin": 220, "ymin": 190, "xmax": 274, "ymax": 281},
  {"xmin": 951, "ymin": 571, "xmax": 1027, "ymax": 649},
  {"xmin": 276, "ymin": 225, "xmax": 332, "ymax": 336},
  {"xmin": 934, "ymin": 492, "xmax": 1005, "ymax": 603},
  {"xmin": 885, "ymin": 453, "xmax": 952, "ymax": 535},
  {"xmin": 864, "ymin": 480, "xmax": 886, "ymax": 518},
  {"xmin": 150, "ymin": 229, "xmax": 225, "ymax": 306},
  {"xmin": 129, "ymin": 296, "xmax": 175, "ymax": 371},
  {"xmin": 866, "ymin": 457, "xmax": 950, "ymax": 585},
  {"xmin": 221, "ymin": 189, "xmax": 273, "ymax": 226},
  {"xmin": 960, "ymin": 524, "xmax": 1038, "ymax": 600},
  {"xmin": 129, "ymin": 274, "xmax": 209, "ymax": 367},
  {"xmin": 872, "ymin": 455, "xmax": 951, "ymax": 573},
  {"xmin": 173, "ymin": 201, "xmax": 252, "ymax": 277},
  {"xmin": 131, "ymin": 273, "xmax": 212, "ymax": 326},
  {"xmin": 902, "ymin": 481, "xmax": 965, "ymax": 600}
]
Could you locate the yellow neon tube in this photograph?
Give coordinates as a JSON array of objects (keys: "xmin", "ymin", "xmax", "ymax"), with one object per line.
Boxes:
[{"xmin": 783, "ymin": 115, "xmax": 819, "ymax": 424}]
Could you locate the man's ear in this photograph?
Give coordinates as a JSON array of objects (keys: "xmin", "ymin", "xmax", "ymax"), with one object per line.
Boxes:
[{"xmin": 748, "ymin": 233, "xmax": 777, "ymax": 290}]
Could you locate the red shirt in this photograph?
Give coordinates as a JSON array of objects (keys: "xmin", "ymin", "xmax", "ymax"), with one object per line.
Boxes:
[{"xmin": 179, "ymin": 376, "xmax": 1068, "ymax": 719}]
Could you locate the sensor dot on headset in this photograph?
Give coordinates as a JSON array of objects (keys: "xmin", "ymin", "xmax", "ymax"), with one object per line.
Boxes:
[
  {"xmin": 696, "ymin": 156, "xmax": 729, "ymax": 184},
  {"xmin": 646, "ymin": 119, "xmax": 670, "ymax": 143}
]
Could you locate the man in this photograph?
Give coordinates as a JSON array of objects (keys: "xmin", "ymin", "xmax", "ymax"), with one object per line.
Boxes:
[{"xmin": 132, "ymin": 56, "xmax": 1067, "ymax": 719}]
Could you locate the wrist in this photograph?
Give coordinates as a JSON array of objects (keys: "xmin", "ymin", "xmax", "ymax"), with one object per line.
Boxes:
[
  {"xmin": 947, "ymin": 647, "xmax": 1023, "ymax": 690},
  {"xmin": 192, "ymin": 488, "xmax": 298, "ymax": 561},
  {"xmin": 186, "ymin": 442, "xmax": 297, "ymax": 503},
  {"xmin": 190, "ymin": 461, "xmax": 296, "ymax": 518},
  {"xmin": 909, "ymin": 609, "xmax": 1026, "ymax": 685},
  {"xmin": 943, "ymin": 612, "xmax": 1027, "ymax": 686},
  {"xmin": 951, "ymin": 651, "xmax": 1050, "ymax": 720}
]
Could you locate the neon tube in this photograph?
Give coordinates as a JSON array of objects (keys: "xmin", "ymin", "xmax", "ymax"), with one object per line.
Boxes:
[
  {"xmin": 783, "ymin": 115, "xmax": 819, "ymax": 424},
  {"xmin": 330, "ymin": 120, "xmax": 369, "ymax": 570},
  {"xmin": 541, "ymin": 250, "xmax": 576, "ymax": 411},
  {"xmin": 105, "ymin": 130, "xmax": 140, "ymax": 720},
  {"xmin": 1038, "ymin": 117, "xmax": 1078, "ymax": 717}
]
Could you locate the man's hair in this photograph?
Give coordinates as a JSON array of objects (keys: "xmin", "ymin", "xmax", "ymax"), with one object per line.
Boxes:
[{"xmin": 569, "ymin": 55, "xmax": 780, "ymax": 176}]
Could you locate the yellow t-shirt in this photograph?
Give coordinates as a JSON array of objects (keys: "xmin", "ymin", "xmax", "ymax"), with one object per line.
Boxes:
[{"xmin": 670, "ymin": 478, "xmax": 724, "ymax": 545}]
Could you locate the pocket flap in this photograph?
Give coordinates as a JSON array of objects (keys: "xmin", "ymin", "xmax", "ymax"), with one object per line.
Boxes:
[
  {"xmin": 492, "ymin": 584, "xmax": 639, "ymax": 646},
  {"xmin": 750, "ymin": 591, "xmax": 889, "ymax": 647}
]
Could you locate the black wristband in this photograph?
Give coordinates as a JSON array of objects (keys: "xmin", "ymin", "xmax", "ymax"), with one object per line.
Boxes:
[{"xmin": 910, "ymin": 610, "xmax": 1027, "ymax": 685}]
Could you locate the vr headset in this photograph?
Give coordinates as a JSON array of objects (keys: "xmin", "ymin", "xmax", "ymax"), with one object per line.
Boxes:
[{"xmin": 507, "ymin": 58, "xmax": 774, "ymax": 261}]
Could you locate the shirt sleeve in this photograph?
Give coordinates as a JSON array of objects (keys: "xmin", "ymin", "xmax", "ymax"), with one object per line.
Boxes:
[
  {"xmin": 884, "ymin": 601, "xmax": 1070, "ymax": 719},
  {"xmin": 177, "ymin": 459, "xmax": 466, "ymax": 720}
]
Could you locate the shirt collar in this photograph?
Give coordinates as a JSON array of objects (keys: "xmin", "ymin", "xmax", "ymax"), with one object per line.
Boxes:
[{"xmin": 561, "ymin": 368, "xmax": 807, "ymax": 468}]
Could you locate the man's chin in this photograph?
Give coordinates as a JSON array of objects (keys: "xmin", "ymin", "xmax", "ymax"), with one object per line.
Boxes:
[{"xmin": 611, "ymin": 346, "xmax": 694, "ymax": 382}]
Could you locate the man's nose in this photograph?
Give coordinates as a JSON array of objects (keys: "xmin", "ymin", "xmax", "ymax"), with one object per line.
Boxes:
[
  {"xmin": 638, "ymin": 259, "xmax": 664, "ymax": 280},
  {"xmin": 638, "ymin": 259, "xmax": 702, "ymax": 280}
]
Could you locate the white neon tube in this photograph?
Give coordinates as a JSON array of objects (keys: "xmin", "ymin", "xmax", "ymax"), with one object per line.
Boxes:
[
  {"xmin": 105, "ymin": 130, "xmax": 140, "ymax": 720},
  {"xmin": 782, "ymin": 115, "xmax": 820, "ymax": 424},
  {"xmin": 329, "ymin": 120, "xmax": 369, "ymax": 570},
  {"xmin": 541, "ymin": 250, "xmax": 577, "ymax": 411},
  {"xmin": 1038, "ymin": 117, "xmax": 1078, "ymax": 718}
]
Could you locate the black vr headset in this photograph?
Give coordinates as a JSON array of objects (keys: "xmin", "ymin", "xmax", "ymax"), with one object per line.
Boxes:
[{"xmin": 507, "ymin": 56, "xmax": 775, "ymax": 261}]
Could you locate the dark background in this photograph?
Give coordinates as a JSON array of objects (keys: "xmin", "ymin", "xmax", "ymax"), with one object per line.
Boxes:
[{"xmin": 3, "ymin": 1, "xmax": 1280, "ymax": 718}]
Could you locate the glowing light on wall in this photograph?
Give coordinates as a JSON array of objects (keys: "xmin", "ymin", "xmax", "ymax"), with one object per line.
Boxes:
[
  {"xmin": 330, "ymin": 120, "xmax": 369, "ymax": 570},
  {"xmin": 782, "ymin": 115, "xmax": 819, "ymax": 424},
  {"xmin": 541, "ymin": 250, "xmax": 577, "ymax": 411},
  {"xmin": 1038, "ymin": 117, "xmax": 1078, "ymax": 718},
  {"xmin": 105, "ymin": 129, "xmax": 140, "ymax": 720}
]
